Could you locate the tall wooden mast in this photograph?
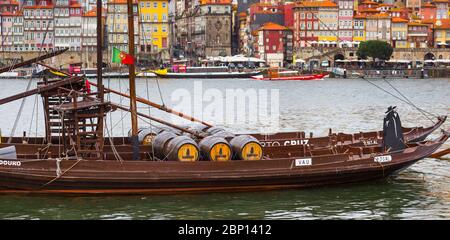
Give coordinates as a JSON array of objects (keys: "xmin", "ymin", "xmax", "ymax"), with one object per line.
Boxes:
[
  {"xmin": 127, "ymin": 0, "xmax": 140, "ymax": 160},
  {"xmin": 97, "ymin": 0, "xmax": 104, "ymax": 101}
]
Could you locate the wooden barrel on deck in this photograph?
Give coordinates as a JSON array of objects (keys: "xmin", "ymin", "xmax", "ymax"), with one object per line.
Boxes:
[
  {"xmin": 230, "ymin": 135, "xmax": 263, "ymax": 161},
  {"xmin": 136, "ymin": 128, "xmax": 159, "ymax": 145},
  {"xmin": 135, "ymin": 126, "xmax": 182, "ymax": 145},
  {"xmin": 205, "ymin": 127, "xmax": 227, "ymax": 135},
  {"xmin": 164, "ymin": 135, "xmax": 200, "ymax": 162},
  {"xmin": 152, "ymin": 131, "xmax": 178, "ymax": 159},
  {"xmin": 199, "ymin": 136, "xmax": 232, "ymax": 162},
  {"xmin": 212, "ymin": 131, "xmax": 236, "ymax": 141}
]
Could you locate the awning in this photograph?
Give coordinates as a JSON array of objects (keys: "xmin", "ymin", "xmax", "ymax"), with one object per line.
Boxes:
[{"xmin": 387, "ymin": 59, "xmax": 411, "ymax": 63}]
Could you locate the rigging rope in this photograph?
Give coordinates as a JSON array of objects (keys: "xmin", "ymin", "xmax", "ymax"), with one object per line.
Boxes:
[
  {"xmin": 383, "ymin": 79, "xmax": 437, "ymax": 123},
  {"xmin": 8, "ymin": 78, "xmax": 33, "ymax": 143},
  {"xmin": 362, "ymin": 78, "xmax": 438, "ymax": 124},
  {"xmin": 27, "ymin": 93, "xmax": 38, "ymax": 142},
  {"xmin": 7, "ymin": 15, "xmax": 54, "ymax": 142}
]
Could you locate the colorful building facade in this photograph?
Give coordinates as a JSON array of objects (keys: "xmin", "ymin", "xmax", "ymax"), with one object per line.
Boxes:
[
  {"xmin": 257, "ymin": 22, "xmax": 292, "ymax": 67},
  {"xmin": 293, "ymin": 1, "xmax": 319, "ymax": 48},
  {"xmin": 338, "ymin": 0, "xmax": 355, "ymax": 42},
  {"xmin": 317, "ymin": 1, "xmax": 339, "ymax": 44},
  {"xmin": 353, "ymin": 14, "xmax": 367, "ymax": 42},
  {"xmin": 106, "ymin": 0, "xmax": 139, "ymax": 53},
  {"xmin": 138, "ymin": 0, "xmax": 169, "ymax": 54},
  {"xmin": 391, "ymin": 17, "xmax": 408, "ymax": 48}
]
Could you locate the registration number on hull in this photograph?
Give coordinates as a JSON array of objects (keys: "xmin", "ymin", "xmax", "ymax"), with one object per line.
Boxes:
[
  {"xmin": 295, "ymin": 158, "xmax": 312, "ymax": 166},
  {"xmin": 374, "ymin": 155, "xmax": 392, "ymax": 163}
]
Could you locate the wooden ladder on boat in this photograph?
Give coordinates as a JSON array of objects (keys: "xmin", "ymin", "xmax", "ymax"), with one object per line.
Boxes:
[
  {"xmin": 52, "ymin": 91, "xmax": 111, "ymax": 160},
  {"xmin": 47, "ymin": 95, "xmax": 72, "ymax": 139},
  {"xmin": 73, "ymin": 109, "xmax": 104, "ymax": 160}
]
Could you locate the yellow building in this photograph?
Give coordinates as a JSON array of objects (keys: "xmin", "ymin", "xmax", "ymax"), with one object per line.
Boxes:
[
  {"xmin": 391, "ymin": 17, "xmax": 408, "ymax": 48},
  {"xmin": 138, "ymin": 0, "xmax": 169, "ymax": 55},
  {"xmin": 353, "ymin": 14, "xmax": 366, "ymax": 42},
  {"xmin": 107, "ymin": 0, "xmax": 139, "ymax": 53},
  {"xmin": 317, "ymin": 1, "xmax": 339, "ymax": 43},
  {"xmin": 434, "ymin": 19, "xmax": 450, "ymax": 47}
]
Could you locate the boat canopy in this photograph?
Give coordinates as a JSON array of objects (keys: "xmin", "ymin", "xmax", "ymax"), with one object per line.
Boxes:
[
  {"xmin": 386, "ymin": 59, "xmax": 411, "ymax": 63},
  {"xmin": 294, "ymin": 59, "xmax": 306, "ymax": 64},
  {"xmin": 203, "ymin": 55, "xmax": 266, "ymax": 63},
  {"xmin": 424, "ymin": 59, "xmax": 450, "ymax": 63}
]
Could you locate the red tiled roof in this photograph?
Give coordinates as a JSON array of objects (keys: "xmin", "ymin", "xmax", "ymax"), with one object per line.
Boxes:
[
  {"xmin": 258, "ymin": 22, "xmax": 290, "ymax": 31},
  {"xmin": 367, "ymin": 13, "xmax": 391, "ymax": 18},
  {"xmin": 391, "ymin": 17, "xmax": 408, "ymax": 23},
  {"xmin": 295, "ymin": 0, "xmax": 337, "ymax": 8}
]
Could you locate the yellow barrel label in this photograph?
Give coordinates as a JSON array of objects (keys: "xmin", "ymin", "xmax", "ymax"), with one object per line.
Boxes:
[
  {"xmin": 210, "ymin": 143, "xmax": 231, "ymax": 161},
  {"xmin": 241, "ymin": 143, "xmax": 262, "ymax": 161},
  {"xmin": 143, "ymin": 134, "xmax": 155, "ymax": 145},
  {"xmin": 178, "ymin": 144, "xmax": 199, "ymax": 162}
]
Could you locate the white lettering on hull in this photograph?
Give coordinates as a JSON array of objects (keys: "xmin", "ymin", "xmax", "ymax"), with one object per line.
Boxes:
[
  {"xmin": 374, "ymin": 155, "xmax": 392, "ymax": 163},
  {"xmin": 261, "ymin": 139, "xmax": 309, "ymax": 147},
  {"xmin": 0, "ymin": 160, "xmax": 22, "ymax": 167},
  {"xmin": 295, "ymin": 158, "xmax": 312, "ymax": 167}
]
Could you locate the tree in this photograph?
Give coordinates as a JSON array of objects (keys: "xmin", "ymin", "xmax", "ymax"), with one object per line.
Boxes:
[{"xmin": 356, "ymin": 40, "xmax": 393, "ymax": 62}]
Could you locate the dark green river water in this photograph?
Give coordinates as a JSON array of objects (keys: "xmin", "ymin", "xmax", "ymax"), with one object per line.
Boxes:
[{"xmin": 0, "ymin": 77, "xmax": 448, "ymax": 219}]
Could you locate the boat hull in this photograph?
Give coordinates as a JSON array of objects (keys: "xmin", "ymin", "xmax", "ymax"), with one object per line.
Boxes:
[
  {"xmin": 0, "ymin": 135, "xmax": 445, "ymax": 195},
  {"xmin": 155, "ymin": 71, "xmax": 262, "ymax": 79},
  {"xmin": 251, "ymin": 74, "xmax": 328, "ymax": 81}
]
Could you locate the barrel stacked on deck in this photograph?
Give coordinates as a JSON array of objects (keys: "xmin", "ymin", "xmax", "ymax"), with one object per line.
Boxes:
[{"xmin": 134, "ymin": 126, "xmax": 263, "ymax": 162}]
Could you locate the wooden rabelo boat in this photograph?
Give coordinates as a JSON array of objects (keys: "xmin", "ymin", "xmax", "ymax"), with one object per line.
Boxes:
[{"xmin": 0, "ymin": 1, "xmax": 447, "ymax": 194}]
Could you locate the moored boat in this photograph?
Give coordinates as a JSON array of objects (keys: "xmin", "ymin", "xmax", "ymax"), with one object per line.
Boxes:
[
  {"xmin": 0, "ymin": 132, "xmax": 447, "ymax": 194},
  {"xmin": 153, "ymin": 68, "xmax": 262, "ymax": 79},
  {"xmin": 252, "ymin": 73, "xmax": 328, "ymax": 81},
  {"xmin": 251, "ymin": 68, "xmax": 328, "ymax": 81},
  {"xmin": 0, "ymin": 1, "xmax": 447, "ymax": 195}
]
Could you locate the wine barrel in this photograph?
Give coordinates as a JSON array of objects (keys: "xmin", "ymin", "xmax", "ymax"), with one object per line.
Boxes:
[
  {"xmin": 186, "ymin": 124, "xmax": 209, "ymax": 133},
  {"xmin": 152, "ymin": 131, "xmax": 178, "ymax": 159},
  {"xmin": 157, "ymin": 126, "xmax": 182, "ymax": 135},
  {"xmin": 230, "ymin": 135, "xmax": 263, "ymax": 161},
  {"xmin": 164, "ymin": 135, "xmax": 199, "ymax": 162},
  {"xmin": 137, "ymin": 127, "xmax": 159, "ymax": 145},
  {"xmin": 205, "ymin": 127, "xmax": 226, "ymax": 135},
  {"xmin": 129, "ymin": 126, "xmax": 179, "ymax": 145},
  {"xmin": 212, "ymin": 131, "xmax": 235, "ymax": 141},
  {"xmin": 199, "ymin": 136, "xmax": 232, "ymax": 162}
]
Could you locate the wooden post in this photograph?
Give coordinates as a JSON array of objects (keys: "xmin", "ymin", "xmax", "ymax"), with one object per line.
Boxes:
[
  {"xmin": 127, "ymin": 0, "xmax": 139, "ymax": 160},
  {"xmin": 96, "ymin": 1, "xmax": 105, "ymax": 160}
]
